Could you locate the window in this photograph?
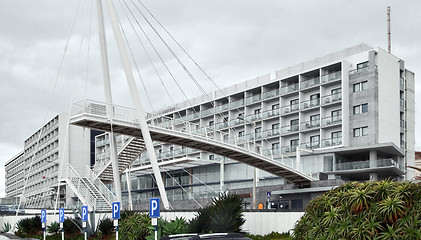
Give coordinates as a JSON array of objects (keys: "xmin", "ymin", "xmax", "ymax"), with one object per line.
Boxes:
[
  {"xmin": 331, "ymin": 131, "xmax": 342, "ymax": 142},
  {"xmin": 353, "ymin": 126, "xmax": 368, "ymax": 137},
  {"xmin": 272, "ymin": 123, "xmax": 280, "ymax": 130},
  {"xmin": 272, "ymin": 142, "xmax": 280, "ymax": 149},
  {"xmin": 353, "ymin": 103, "xmax": 368, "ymax": 115},
  {"xmin": 209, "ymin": 121, "xmax": 214, "ymax": 126},
  {"xmin": 357, "ymin": 61, "xmax": 369, "ymax": 69},
  {"xmin": 255, "ymin": 127, "xmax": 262, "ymax": 138},
  {"xmin": 291, "ymin": 119, "xmax": 299, "ymax": 127},
  {"xmin": 272, "ymin": 104, "xmax": 280, "ymax": 110},
  {"xmin": 209, "ymin": 154, "xmax": 214, "ymax": 160},
  {"xmin": 310, "ymin": 135, "xmax": 320, "ymax": 148},
  {"xmin": 238, "ymin": 131, "xmax": 245, "ymax": 137},
  {"xmin": 254, "ymin": 108, "xmax": 261, "ymax": 115},
  {"xmin": 331, "ymin": 109, "xmax": 341, "ymax": 122},
  {"xmin": 310, "ymin": 114, "xmax": 320, "ymax": 127},
  {"xmin": 290, "ymin": 99, "xmax": 299, "ymax": 106},
  {"xmin": 290, "ymin": 139, "xmax": 299, "ymax": 151},
  {"xmin": 353, "ymin": 81, "xmax": 368, "ymax": 92},
  {"xmin": 331, "ymin": 88, "xmax": 342, "ymax": 95}
]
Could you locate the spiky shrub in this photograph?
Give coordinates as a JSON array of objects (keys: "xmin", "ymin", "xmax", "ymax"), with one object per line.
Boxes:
[
  {"xmin": 188, "ymin": 193, "xmax": 245, "ymax": 233},
  {"xmin": 2, "ymin": 222, "xmax": 11, "ymax": 233},
  {"xmin": 97, "ymin": 217, "xmax": 114, "ymax": 237},
  {"xmin": 63, "ymin": 217, "xmax": 82, "ymax": 235},
  {"xmin": 47, "ymin": 222, "xmax": 60, "ymax": 234},
  {"xmin": 119, "ymin": 212, "xmax": 151, "ymax": 240},
  {"xmin": 293, "ymin": 180, "xmax": 421, "ymax": 239},
  {"xmin": 15, "ymin": 215, "xmax": 42, "ymax": 237}
]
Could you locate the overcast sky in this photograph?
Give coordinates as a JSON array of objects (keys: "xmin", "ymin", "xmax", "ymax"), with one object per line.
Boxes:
[{"xmin": 1, "ymin": 0, "xmax": 420, "ymax": 197}]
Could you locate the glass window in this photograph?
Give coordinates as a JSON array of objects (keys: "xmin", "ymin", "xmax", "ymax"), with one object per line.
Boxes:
[
  {"xmin": 272, "ymin": 142, "xmax": 280, "ymax": 149},
  {"xmin": 357, "ymin": 61, "xmax": 369, "ymax": 69},
  {"xmin": 353, "ymin": 128, "xmax": 361, "ymax": 137},
  {"xmin": 353, "ymin": 105, "xmax": 361, "ymax": 115},
  {"xmin": 310, "ymin": 135, "xmax": 320, "ymax": 147},
  {"xmin": 331, "ymin": 131, "xmax": 342, "ymax": 139},
  {"xmin": 291, "ymin": 139, "xmax": 299, "ymax": 148},
  {"xmin": 310, "ymin": 93, "xmax": 320, "ymax": 100},
  {"xmin": 209, "ymin": 121, "xmax": 214, "ymax": 126},
  {"xmin": 353, "ymin": 83, "xmax": 361, "ymax": 92},
  {"xmin": 291, "ymin": 119, "xmax": 299, "ymax": 126},
  {"xmin": 272, "ymin": 104, "xmax": 280, "ymax": 110},
  {"xmin": 290, "ymin": 99, "xmax": 299, "ymax": 106},
  {"xmin": 353, "ymin": 127, "xmax": 368, "ymax": 137},
  {"xmin": 254, "ymin": 108, "xmax": 261, "ymax": 114},
  {"xmin": 238, "ymin": 131, "xmax": 244, "ymax": 137},
  {"xmin": 362, "ymin": 103, "xmax": 368, "ymax": 113},
  {"xmin": 331, "ymin": 88, "xmax": 342, "ymax": 95},
  {"xmin": 361, "ymin": 81, "xmax": 368, "ymax": 90},
  {"xmin": 362, "ymin": 126, "xmax": 368, "ymax": 136},
  {"xmin": 272, "ymin": 123, "xmax": 280, "ymax": 130}
]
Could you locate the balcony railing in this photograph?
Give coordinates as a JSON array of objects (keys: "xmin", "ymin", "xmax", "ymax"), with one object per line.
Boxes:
[
  {"xmin": 301, "ymin": 120, "xmax": 320, "ymax": 131},
  {"xmin": 216, "ymin": 104, "xmax": 229, "ymax": 112},
  {"xmin": 334, "ymin": 158, "xmax": 403, "ymax": 172},
  {"xmin": 201, "ymin": 108, "xmax": 214, "ymax": 117},
  {"xmin": 214, "ymin": 122, "xmax": 229, "ymax": 130},
  {"xmin": 320, "ymin": 138, "xmax": 342, "ymax": 147},
  {"xmin": 244, "ymin": 113, "xmax": 262, "ymax": 123},
  {"xmin": 281, "ymin": 124, "xmax": 299, "ymax": 135},
  {"xmin": 300, "ymin": 77, "xmax": 320, "ymax": 89},
  {"xmin": 281, "ymin": 103, "xmax": 299, "ymax": 114},
  {"xmin": 349, "ymin": 65, "xmax": 377, "ymax": 75},
  {"xmin": 321, "ymin": 71, "xmax": 341, "ymax": 83},
  {"xmin": 262, "ymin": 89, "xmax": 280, "ymax": 100},
  {"xmin": 300, "ymin": 141, "xmax": 320, "ymax": 150},
  {"xmin": 246, "ymin": 94, "xmax": 261, "ymax": 105},
  {"xmin": 281, "ymin": 145, "xmax": 298, "ymax": 154},
  {"xmin": 186, "ymin": 113, "xmax": 200, "ymax": 120},
  {"xmin": 321, "ymin": 93, "xmax": 342, "ymax": 105},
  {"xmin": 281, "ymin": 83, "xmax": 299, "ymax": 95},
  {"xmin": 262, "ymin": 108, "xmax": 280, "ymax": 119},
  {"xmin": 262, "ymin": 128, "xmax": 280, "ymax": 138},
  {"xmin": 301, "ymin": 98, "xmax": 320, "ymax": 110},
  {"xmin": 230, "ymin": 99, "xmax": 244, "ymax": 109},
  {"xmin": 321, "ymin": 115, "xmax": 342, "ymax": 127}
]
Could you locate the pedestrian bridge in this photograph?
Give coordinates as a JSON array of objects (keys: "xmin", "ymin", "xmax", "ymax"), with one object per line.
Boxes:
[{"xmin": 70, "ymin": 100, "xmax": 314, "ymax": 186}]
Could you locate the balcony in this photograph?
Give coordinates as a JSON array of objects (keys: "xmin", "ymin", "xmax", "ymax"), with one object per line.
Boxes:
[
  {"xmin": 281, "ymin": 83, "xmax": 299, "ymax": 95},
  {"xmin": 186, "ymin": 113, "xmax": 200, "ymax": 120},
  {"xmin": 300, "ymin": 77, "xmax": 320, "ymax": 90},
  {"xmin": 230, "ymin": 99, "xmax": 244, "ymax": 109},
  {"xmin": 334, "ymin": 158, "xmax": 403, "ymax": 172},
  {"xmin": 400, "ymin": 119, "xmax": 405, "ymax": 132},
  {"xmin": 262, "ymin": 89, "xmax": 280, "ymax": 100},
  {"xmin": 321, "ymin": 93, "xmax": 342, "ymax": 106},
  {"xmin": 281, "ymin": 145, "xmax": 297, "ymax": 154},
  {"xmin": 301, "ymin": 120, "xmax": 320, "ymax": 131},
  {"xmin": 321, "ymin": 115, "xmax": 342, "ymax": 127},
  {"xmin": 201, "ymin": 108, "xmax": 214, "ymax": 117},
  {"xmin": 321, "ymin": 71, "xmax": 341, "ymax": 84},
  {"xmin": 214, "ymin": 122, "xmax": 229, "ymax": 130},
  {"xmin": 301, "ymin": 98, "xmax": 320, "ymax": 110},
  {"xmin": 300, "ymin": 141, "xmax": 320, "ymax": 150},
  {"xmin": 262, "ymin": 108, "xmax": 280, "ymax": 119},
  {"xmin": 281, "ymin": 124, "xmax": 299, "ymax": 135},
  {"xmin": 281, "ymin": 103, "xmax": 299, "ymax": 115},
  {"xmin": 262, "ymin": 128, "xmax": 280, "ymax": 138},
  {"xmin": 320, "ymin": 138, "xmax": 342, "ymax": 148},
  {"xmin": 216, "ymin": 104, "xmax": 229, "ymax": 112},
  {"xmin": 244, "ymin": 113, "xmax": 262, "ymax": 123},
  {"xmin": 246, "ymin": 94, "xmax": 262, "ymax": 105}
]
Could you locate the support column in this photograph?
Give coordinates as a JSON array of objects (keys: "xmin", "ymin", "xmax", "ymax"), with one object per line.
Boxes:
[
  {"xmin": 96, "ymin": 0, "xmax": 122, "ymax": 203},
  {"xmin": 125, "ymin": 171, "xmax": 133, "ymax": 210},
  {"xmin": 104, "ymin": 0, "xmax": 170, "ymax": 209},
  {"xmin": 220, "ymin": 159, "xmax": 224, "ymax": 192},
  {"xmin": 369, "ymin": 150, "xmax": 378, "ymax": 181}
]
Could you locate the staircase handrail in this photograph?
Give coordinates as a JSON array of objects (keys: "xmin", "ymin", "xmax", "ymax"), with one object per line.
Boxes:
[
  {"xmin": 93, "ymin": 135, "xmax": 125, "ymax": 175},
  {"xmin": 84, "ymin": 165, "xmax": 116, "ymax": 205},
  {"xmin": 61, "ymin": 163, "xmax": 97, "ymax": 209}
]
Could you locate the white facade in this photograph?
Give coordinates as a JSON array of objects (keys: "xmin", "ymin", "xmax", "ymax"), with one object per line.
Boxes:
[{"xmin": 5, "ymin": 113, "xmax": 92, "ymax": 208}]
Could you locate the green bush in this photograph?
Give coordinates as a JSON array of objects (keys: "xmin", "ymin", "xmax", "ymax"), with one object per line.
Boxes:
[
  {"xmin": 48, "ymin": 222, "xmax": 60, "ymax": 234},
  {"xmin": 97, "ymin": 217, "xmax": 114, "ymax": 236},
  {"xmin": 246, "ymin": 231, "xmax": 292, "ymax": 240},
  {"xmin": 293, "ymin": 180, "xmax": 421, "ymax": 239},
  {"xmin": 119, "ymin": 212, "xmax": 151, "ymax": 240},
  {"xmin": 63, "ymin": 217, "xmax": 82, "ymax": 235},
  {"xmin": 188, "ymin": 193, "xmax": 245, "ymax": 233},
  {"xmin": 15, "ymin": 215, "xmax": 42, "ymax": 236},
  {"xmin": 2, "ymin": 222, "xmax": 11, "ymax": 233}
]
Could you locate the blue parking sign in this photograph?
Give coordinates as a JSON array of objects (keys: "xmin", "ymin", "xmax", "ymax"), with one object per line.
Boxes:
[
  {"xmin": 81, "ymin": 206, "xmax": 88, "ymax": 222},
  {"xmin": 59, "ymin": 208, "xmax": 65, "ymax": 223},
  {"xmin": 149, "ymin": 198, "xmax": 160, "ymax": 218},
  {"xmin": 41, "ymin": 209, "xmax": 47, "ymax": 223},
  {"xmin": 112, "ymin": 202, "xmax": 120, "ymax": 220}
]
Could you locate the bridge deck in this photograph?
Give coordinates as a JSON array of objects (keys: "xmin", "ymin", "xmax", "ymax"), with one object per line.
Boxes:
[{"xmin": 70, "ymin": 105, "xmax": 314, "ymax": 186}]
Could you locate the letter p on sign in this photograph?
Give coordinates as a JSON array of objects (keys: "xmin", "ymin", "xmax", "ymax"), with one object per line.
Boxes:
[{"xmin": 149, "ymin": 198, "xmax": 160, "ymax": 218}]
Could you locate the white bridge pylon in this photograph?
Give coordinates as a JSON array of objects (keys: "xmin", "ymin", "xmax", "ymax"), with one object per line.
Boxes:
[{"xmin": 70, "ymin": 100, "xmax": 314, "ymax": 186}]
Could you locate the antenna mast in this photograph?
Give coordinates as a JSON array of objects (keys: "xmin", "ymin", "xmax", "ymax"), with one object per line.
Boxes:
[{"xmin": 387, "ymin": 6, "xmax": 391, "ymax": 53}]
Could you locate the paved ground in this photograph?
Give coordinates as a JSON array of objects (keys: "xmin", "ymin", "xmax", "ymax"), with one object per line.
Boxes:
[{"xmin": 0, "ymin": 233, "xmax": 36, "ymax": 240}]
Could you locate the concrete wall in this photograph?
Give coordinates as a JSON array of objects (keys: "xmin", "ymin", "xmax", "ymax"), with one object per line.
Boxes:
[
  {"xmin": 405, "ymin": 70, "xmax": 416, "ymax": 179},
  {"xmin": 0, "ymin": 211, "xmax": 304, "ymax": 235}
]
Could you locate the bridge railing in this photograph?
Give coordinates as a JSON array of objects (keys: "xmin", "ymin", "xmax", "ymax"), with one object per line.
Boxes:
[{"xmin": 72, "ymin": 100, "xmax": 313, "ymax": 178}]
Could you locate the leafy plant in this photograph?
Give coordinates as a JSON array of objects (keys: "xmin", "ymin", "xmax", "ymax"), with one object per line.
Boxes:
[
  {"xmin": 2, "ymin": 222, "xmax": 11, "ymax": 233},
  {"xmin": 63, "ymin": 217, "xmax": 82, "ymax": 235},
  {"xmin": 48, "ymin": 222, "xmax": 60, "ymax": 234},
  {"xmin": 97, "ymin": 217, "xmax": 114, "ymax": 236},
  {"xmin": 15, "ymin": 215, "xmax": 42, "ymax": 236},
  {"xmin": 119, "ymin": 212, "xmax": 150, "ymax": 240},
  {"xmin": 293, "ymin": 180, "xmax": 421, "ymax": 240}
]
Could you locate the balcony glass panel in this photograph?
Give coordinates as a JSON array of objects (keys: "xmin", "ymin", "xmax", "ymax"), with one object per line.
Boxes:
[
  {"xmin": 201, "ymin": 108, "xmax": 214, "ymax": 117},
  {"xmin": 230, "ymin": 99, "xmax": 244, "ymax": 109},
  {"xmin": 300, "ymin": 77, "xmax": 320, "ymax": 89},
  {"xmin": 301, "ymin": 98, "xmax": 320, "ymax": 109},
  {"xmin": 216, "ymin": 104, "xmax": 229, "ymax": 112},
  {"xmin": 281, "ymin": 124, "xmax": 299, "ymax": 134},
  {"xmin": 262, "ymin": 89, "xmax": 280, "ymax": 100},
  {"xmin": 300, "ymin": 141, "xmax": 320, "ymax": 150},
  {"xmin": 281, "ymin": 145, "xmax": 297, "ymax": 154},
  {"xmin": 321, "ymin": 93, "xmax": 342, "ymax": 105},
  {"xmin": 262, "ymin": 108, "xmax": 280, "ymax": 119},
  {"xmin": 186, "ymin": 113, "xmax": 200, "ymax": 120},
  {"xmin": 333, "ymin": 158, "xmax": 402, "ymax": 172},
  {"xmin": 215, "ymin": 122, "xmax": 229, "ymax": 130},
  {"xmin": 301, "ymin": 120, "xmax": 320, "ymax": 130},
  {"xmin": 281, "ymin": 83, "xmax": 299, "ymax": 95},
  {"xmin": 321, "ymin": 115, "xmax": 342, "ymax": 126},
  {"xmin": 246, "ymin": 94, "xmax": 261, "ymax": 104},
  {"xmin": 262, "ymin": 128, "xmax": 280, "ymax": 138},
  {"xmin": 321, "ymin": 71, "xmax": 341, "ymax": 83},
  {"xmin": 320, "ymin": 138, "xmax": 342, "ymax": 147},
  {"xmin": 244, "ymin": 113, "xmax": 262, "ymax": 122},
  {"xmin": 281, "ymin": 103, "xmax": 299, "ymax": 114}
]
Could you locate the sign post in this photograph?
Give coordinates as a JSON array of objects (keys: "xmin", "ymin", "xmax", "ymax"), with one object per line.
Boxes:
[
  {"xmin": 149, "ymin": 198, "xmax": 160, "ymax": 240},
  {"xmin": 112, "ymin": 202, "xmax": 121, "ymax": 240},
  {"xmin": 82, "ymin": 206, "xmax": 88, "ymax": 240},
  {"xmin": 59, "ymin": 208, "xmax": 65, "ymax": 240},
  {"xmin": 41, "ymin": 209, "xmax": 47, "ymax": 240}
]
